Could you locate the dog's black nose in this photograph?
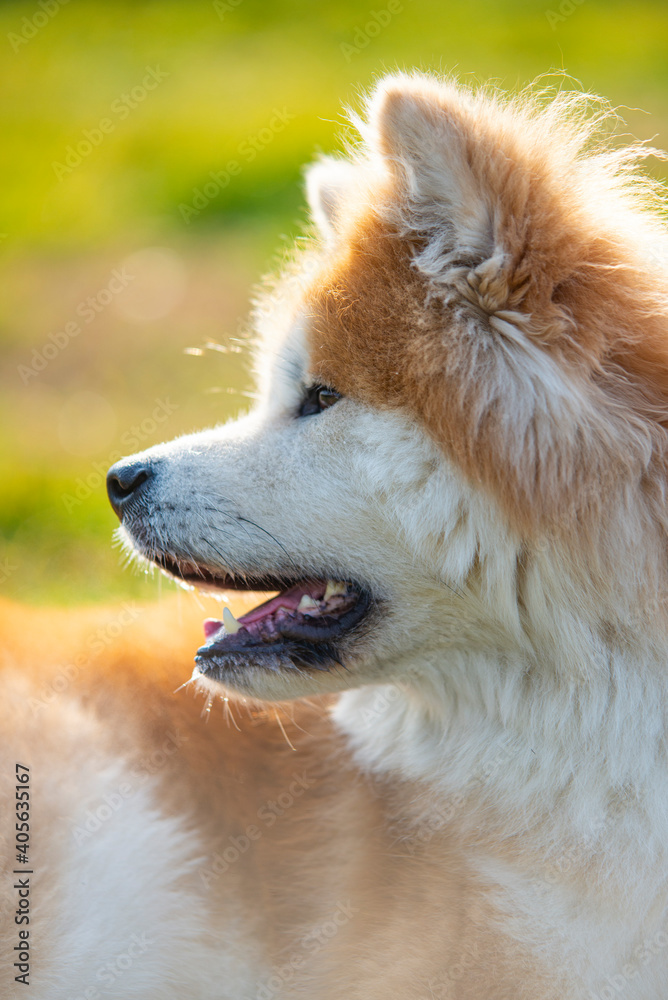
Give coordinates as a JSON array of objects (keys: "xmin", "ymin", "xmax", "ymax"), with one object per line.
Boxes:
[{"xmin": 106, "ymin": 460, "xmax": 153, "ymax": 518}]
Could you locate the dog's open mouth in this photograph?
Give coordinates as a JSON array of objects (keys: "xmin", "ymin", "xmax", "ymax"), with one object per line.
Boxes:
[
  {"xmin": 156, "ymin": 556, "xmax": 372, "ymax": 673},
  {"xmin": 200, "ymin": 578, "xmax": 368, "ymax": 652}
]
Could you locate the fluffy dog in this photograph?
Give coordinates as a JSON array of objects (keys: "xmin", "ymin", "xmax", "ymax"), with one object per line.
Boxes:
[{"xmin": 4, "ymin": 72, "xmax": 668, "ymax": 999}]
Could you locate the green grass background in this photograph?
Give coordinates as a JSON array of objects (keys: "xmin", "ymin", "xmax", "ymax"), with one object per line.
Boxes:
[{"xmin": 2, "ymin": 0, "xmax": 667, "ymax": 603}]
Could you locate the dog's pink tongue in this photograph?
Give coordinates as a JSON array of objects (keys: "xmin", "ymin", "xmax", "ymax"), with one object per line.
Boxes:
[{"xmin": 203, "ymin": 618, "xmax": 223, "ymax": 639}]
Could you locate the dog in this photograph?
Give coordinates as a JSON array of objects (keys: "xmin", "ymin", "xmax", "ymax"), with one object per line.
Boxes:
[{"xmin": 3, "ymin": 71, "xmax": 668, "ymax": 998}]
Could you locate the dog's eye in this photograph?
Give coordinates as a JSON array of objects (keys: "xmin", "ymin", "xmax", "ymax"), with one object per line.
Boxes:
[{"xmin": 297, "ymin": 385, "xmax": 342, "ymax": 417}]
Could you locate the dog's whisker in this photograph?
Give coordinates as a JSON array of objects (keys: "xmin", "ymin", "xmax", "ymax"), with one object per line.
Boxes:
[
  {"xmin": 235, "ymin": 517, "xmax": 300, "ymax": 573},
  {"xmin": 223, "ymin": 697, "xmax": 242, "ymax": 732},
  {"xmin": 272, "ymin": 706, "xmax": 297, "ymax": 752}
]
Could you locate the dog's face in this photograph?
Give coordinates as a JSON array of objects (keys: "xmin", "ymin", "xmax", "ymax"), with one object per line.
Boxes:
[
  {"xmin": 107, "ymin": 303, "xmax": 487, "ymax": 701},
  {"xmin": 108, "ymin": 74, "xmax": 668, "ymax": 701}
]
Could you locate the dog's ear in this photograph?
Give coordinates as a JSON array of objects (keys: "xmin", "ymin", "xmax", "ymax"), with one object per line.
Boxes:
[
  {"xmin": 365, "ymin": 74, "xmax": 495, "ymax": 259},
  {"xmin": 306, "ymin": 157, "xmax": 360, "ymax": 241}
]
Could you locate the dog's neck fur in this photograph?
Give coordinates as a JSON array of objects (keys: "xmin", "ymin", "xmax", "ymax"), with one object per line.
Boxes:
[{"xmin": 333, "ymin": 636, "xmax": 668, "ymax": 918}]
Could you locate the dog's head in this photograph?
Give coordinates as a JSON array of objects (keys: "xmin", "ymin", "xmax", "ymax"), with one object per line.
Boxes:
[{"xmin": 108, "ymin": 73, "xmax": 668, "ymax": 703}]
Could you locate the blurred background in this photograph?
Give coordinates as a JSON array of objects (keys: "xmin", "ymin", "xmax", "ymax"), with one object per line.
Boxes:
[{"xmin": 1, "ymin": 0, "xmax": 667, "ymax": 605}]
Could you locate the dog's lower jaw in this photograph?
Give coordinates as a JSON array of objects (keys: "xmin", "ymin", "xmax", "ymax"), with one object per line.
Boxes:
[{"xmin": 192, "ymin": 655, "xmax": 355, "ymax": 702}]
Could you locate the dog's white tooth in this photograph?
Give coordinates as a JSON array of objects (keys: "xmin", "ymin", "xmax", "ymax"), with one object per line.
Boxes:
[
  {"xmin": 223, "ymin": 606, "xmax": 242, "ymax": 634},
  {"xmin": 324, "ymin": 580, "xmax": 347, "ymax": 601},
  {"xmin": 298, "ymin": 595, "xmax": 320, "ymax": 611}
]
